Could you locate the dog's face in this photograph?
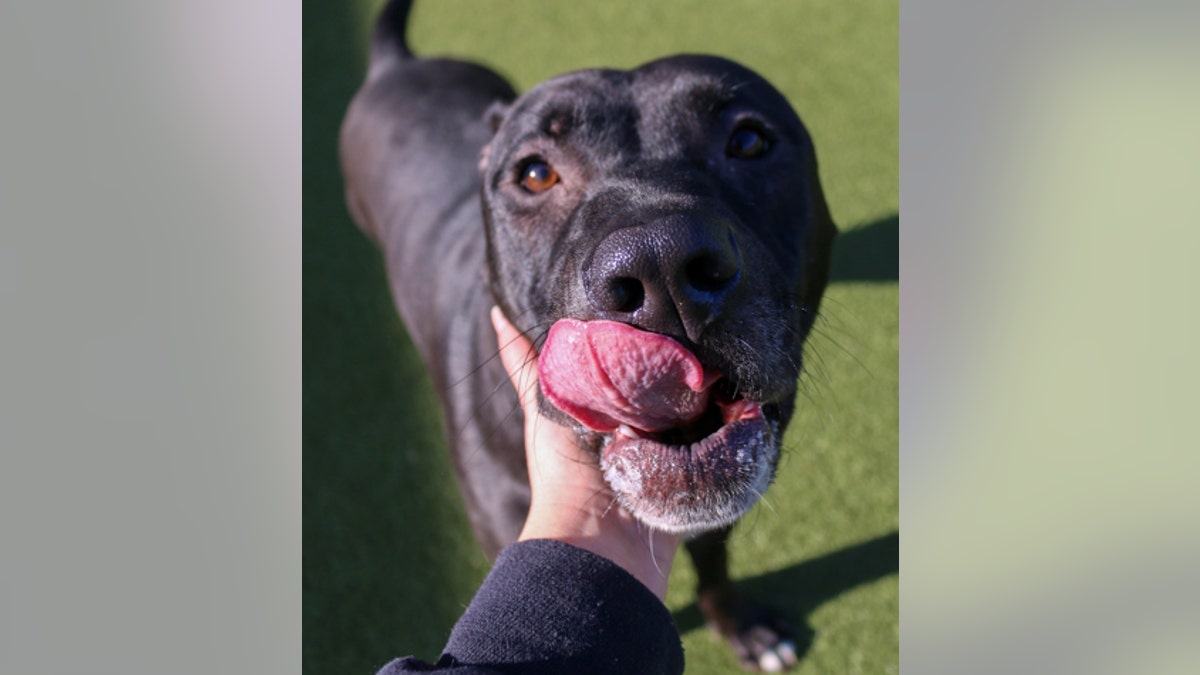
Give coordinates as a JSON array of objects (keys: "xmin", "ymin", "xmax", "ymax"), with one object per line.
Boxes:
[{"xmin": 480, "ymin": 55, "xmax": 835, "ymax": 533}]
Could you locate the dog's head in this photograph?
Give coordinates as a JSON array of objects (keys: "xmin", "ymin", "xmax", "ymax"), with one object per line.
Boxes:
[{"xmin": 479, "ymin": 55, "xmax": 836, "ymax": 533}]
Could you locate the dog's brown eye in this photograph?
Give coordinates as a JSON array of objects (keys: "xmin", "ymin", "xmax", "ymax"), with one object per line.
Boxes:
[
  {"xmin": 519, "ymin": 160, "xmax": 559, "ymax": 192},
  {"xmin": 727, "ymin": 127, "xmax": 769, "ymax": 159}
]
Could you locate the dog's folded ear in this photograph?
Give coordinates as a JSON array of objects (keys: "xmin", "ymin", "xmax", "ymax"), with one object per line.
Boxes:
[
  {"xmin": 484, "ymin": 100, "xmax": 510, "ymax": 133},
  {"xmin": 479, "ymin": 100, "xmax": 511, "ymax": 173}
]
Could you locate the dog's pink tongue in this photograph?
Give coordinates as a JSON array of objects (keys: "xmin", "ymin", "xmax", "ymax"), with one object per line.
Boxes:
[{"xmin": 538, "ymin": 319, "xmax": 712, "ymax": 433}]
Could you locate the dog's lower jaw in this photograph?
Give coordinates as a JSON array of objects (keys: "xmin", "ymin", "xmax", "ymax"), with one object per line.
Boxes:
[{"xmin": 599, "ymin": 415, "xmax": 780, "ymax": 534}]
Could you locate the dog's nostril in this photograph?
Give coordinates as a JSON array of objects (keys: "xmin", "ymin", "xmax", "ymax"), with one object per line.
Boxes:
[
  {"xmin": 609, "ymin": 277, "xmax": 645, "ymax": 313},
  {"xmin": 685, "ymin": 253, "xmax": 737, "ymax": 293}
]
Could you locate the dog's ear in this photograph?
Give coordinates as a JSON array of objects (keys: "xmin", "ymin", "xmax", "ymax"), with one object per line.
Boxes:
[
  {"xmin": 484, "ymin": 100, "xmax": 509, "ymax": 133},
  {"xmin": 799, "ymin": 163, "xmax": 839, "ymax": 338},
  {"xmin": 479, "ymin": 101, "xmax": 511, "ymax": 173}
]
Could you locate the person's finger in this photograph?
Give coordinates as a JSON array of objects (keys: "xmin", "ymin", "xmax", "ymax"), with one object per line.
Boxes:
[{"xmin": 490, "ymin": 306, "xmax": 540, "ymax": 413}]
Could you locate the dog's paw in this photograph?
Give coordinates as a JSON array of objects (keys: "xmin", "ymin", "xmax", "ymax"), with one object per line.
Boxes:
[
  {"xmin": 756, "ymin": 640, "xmax": 799, "ymax": 672},
  {"xmin": 725, "ymin": 611, "xmax": 798, "ymax": 672},
  {"xmin": 699, "ymin": 585, "xmax": 801, "ymax": 671}
]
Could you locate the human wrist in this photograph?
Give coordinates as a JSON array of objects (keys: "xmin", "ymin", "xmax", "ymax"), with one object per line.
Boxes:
[{"xmin": 520, "ymin": 501, "xmax": 680, "ymax": 599}]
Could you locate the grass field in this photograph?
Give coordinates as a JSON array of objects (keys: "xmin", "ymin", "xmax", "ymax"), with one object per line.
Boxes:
[{"xmin": 304, "ymin": 1, "xmax": 897, "ymax": 672}]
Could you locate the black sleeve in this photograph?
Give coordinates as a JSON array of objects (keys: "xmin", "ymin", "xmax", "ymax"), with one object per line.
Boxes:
[{"xmin": 376, "ymin": 538, "xmax": 684, "ymax": 675}]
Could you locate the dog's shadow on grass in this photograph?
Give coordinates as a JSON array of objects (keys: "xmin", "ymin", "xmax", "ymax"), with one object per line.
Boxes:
[
  {"xmin": 671, "ymin": 530, "xmax": 898, "ymax": 659},
  {"xmin": 831, "ymin": 213, "xmax": 898, "ymax": 283}
]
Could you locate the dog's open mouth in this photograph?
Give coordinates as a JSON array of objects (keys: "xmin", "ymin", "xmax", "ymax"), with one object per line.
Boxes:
[{"xmin": 538, "ymin": 319, "xmax": 779, "ymax": 533}]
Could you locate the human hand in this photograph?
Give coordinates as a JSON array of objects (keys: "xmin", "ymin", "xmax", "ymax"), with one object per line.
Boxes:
[{"xmin": 490, "ymin": 307, "xmax": 682, "ymax": 600}]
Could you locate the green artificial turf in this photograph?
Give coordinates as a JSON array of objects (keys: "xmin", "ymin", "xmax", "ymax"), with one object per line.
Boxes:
[{"xmin": 304, "ymin": 1, "xmax": 897, "ymax": 673}]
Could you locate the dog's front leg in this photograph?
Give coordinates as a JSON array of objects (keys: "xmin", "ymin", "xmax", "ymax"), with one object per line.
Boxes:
[{"xmin": 687, "ymin": 527, "xmax": 799, "ymax": 672}]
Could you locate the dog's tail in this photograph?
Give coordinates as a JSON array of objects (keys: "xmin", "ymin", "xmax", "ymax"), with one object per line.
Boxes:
[{"xmin": 368, "ymin": 0, "xmax": 414, "ymax": 79}]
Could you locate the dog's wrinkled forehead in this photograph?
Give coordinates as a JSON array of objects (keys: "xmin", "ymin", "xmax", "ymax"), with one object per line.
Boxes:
[
  {"xmin": 483, "ymin": 55, "xmax": 805, "ymax": 175},
  {"xmin": 482, "ymin": 68, "xmax": 637, "ymax": 176},
  {"xmin": 629, "ymin": 55, "xmax": 807, "ymax": 156}
]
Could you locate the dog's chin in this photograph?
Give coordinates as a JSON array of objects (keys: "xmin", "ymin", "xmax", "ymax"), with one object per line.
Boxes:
[{"xmin": 598, "ymin": 399, "xmax": 782, "ymax": 535}]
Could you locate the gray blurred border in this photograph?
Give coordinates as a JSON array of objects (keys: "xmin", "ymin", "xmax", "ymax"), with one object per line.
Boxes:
[
  {"xmin": 1, "ymin": 1, "xmax": 299, "ymax": 673},
  {"xmin": 903, "ymin": 1, "xmax": 1200, "ymax": 672}
]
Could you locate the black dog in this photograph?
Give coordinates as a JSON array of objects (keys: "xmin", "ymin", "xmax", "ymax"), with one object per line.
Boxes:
[{"xmin": 340, "ymin": 1, "xmax": 836, "ymax": 670}]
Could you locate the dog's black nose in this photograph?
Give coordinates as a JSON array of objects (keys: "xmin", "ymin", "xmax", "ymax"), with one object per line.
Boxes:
[{"xmin": 584, "ymin": 213, "xmax": 743, "ymax": 341}]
